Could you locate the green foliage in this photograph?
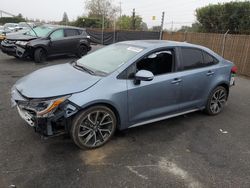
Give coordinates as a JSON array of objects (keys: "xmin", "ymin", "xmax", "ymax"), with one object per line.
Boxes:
[
  {"xmin": 196, "ymin": 1, "xmax": 250, "ymax": 34},
  {"xmin": 72, "ymin": 16, "xmax": 102, "ymax": 28},
  {"xmin": 61, "ymin": 12, "xmax": 69, "ymax": 25},
  {"xmin": 178, "ymin": 23, "xmax": 202, "ymax": 32},
  {"xmin": 116, "ymin": 15, "xmax": 146, "ymax": 30},
  {"xmin": 0, "ymin": 16, "xmax": 25, "ymax": 25}
]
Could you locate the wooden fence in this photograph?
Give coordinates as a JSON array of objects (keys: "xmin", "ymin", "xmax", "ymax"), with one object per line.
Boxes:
[{"xmin": 162, "ymin": 32, "xmax": 250, "ymax": 77}]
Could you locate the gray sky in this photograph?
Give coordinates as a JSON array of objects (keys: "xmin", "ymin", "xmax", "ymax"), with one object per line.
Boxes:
[{"xmin": 1, "ymin": 0, "xmax": 240, "ymax": 29}]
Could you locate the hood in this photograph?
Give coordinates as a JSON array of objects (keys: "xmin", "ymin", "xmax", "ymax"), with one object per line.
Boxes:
[
  {"xmin": 15, "ymin": 63, "xmax": 101, "ymax": 98},
  {"xmin": 6, "ymin": 33, "xmax": 37, "ymax": 41}
]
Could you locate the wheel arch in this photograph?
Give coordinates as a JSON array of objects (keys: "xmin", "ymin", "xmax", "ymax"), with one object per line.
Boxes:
[
  {"xmin": 79, "ymin": 102, "xmax": 121, "ymax": 130},
  {"xmin": 208, "ymin": 81, "xmax": 230, "ymax": 100}
]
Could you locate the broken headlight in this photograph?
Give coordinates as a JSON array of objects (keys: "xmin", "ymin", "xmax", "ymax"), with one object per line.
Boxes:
[
  {"xmin": 15, "ymin": 41, "xmax": 29, "ymax": 46},
  {"xmin": 19, "ymin": 95, "xmax": 70, "ymax": 117}
]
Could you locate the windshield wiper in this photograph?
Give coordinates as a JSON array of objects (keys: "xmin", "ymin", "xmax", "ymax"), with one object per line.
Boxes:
[{"xmin": 72, "ymin": 61, "xmax": 95, "ymax": 75}]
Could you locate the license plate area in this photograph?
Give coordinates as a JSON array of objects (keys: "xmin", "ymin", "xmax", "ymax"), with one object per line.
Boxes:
[
  {"xmin": 230, "ymin": 74, "xmax": 235, "ymax": 86},
  {"xmin": 17, "ymin": 106, "xmax": 35, "ymax": 127}
]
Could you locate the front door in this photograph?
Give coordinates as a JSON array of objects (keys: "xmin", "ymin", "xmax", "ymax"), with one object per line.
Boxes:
[
  {"xmin": 48, "ymin": 29, "xmax": 67, "ymax": 55},
  {"xmin": 127, "ymin": 49, "xmax": 181, "ymax": 125}
]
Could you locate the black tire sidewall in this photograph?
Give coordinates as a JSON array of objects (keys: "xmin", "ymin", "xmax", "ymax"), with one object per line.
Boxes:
[
  {"xmin": 205, "ymin": 86, "xmax": 228, "ymax": 115},
  {"xmin": 76, "ymin": 45, "xmax": 87, "ymax": 58},
  {"xmin": 70, "ymin": 106, "xmax": 117, "ymax": 149},
  {"xmin": 34, "ymin": 48, "xmax": 46, "ymax": 63}
]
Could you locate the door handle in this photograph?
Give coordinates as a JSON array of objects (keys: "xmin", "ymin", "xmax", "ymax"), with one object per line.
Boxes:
[
  {"xmin": 171, "ymin": 78, "xmax": 182, "ymax": 84},
  {"xmin": 206, "ymin": 71, "xmax": 214, "ymax": 76}
]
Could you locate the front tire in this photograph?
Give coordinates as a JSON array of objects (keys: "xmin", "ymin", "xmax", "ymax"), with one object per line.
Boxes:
[
  {"xmin": 70, "ymin": 106, "xmax": 117, "ymax": 149},
  {"xmin": 205, "ymin": 86, "xmax": 228, "ymax": 115},
  {"xmin": 34, "ymin": 48, "xmax": 47, "ymax": 63}
]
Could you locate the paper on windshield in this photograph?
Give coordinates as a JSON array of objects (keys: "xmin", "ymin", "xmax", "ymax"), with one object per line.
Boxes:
[{"xmin": 127, "ymin": 47, "xmax": 143, "ymax": 53}]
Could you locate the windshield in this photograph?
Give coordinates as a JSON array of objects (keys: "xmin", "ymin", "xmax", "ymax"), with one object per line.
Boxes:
[
  {"xmin": 25, "ymin": 26, "xmax": 54, "ymax": 37},
  {"xmin": 77, "ymin": 44, "xmax": 144, "ymax": 74}
]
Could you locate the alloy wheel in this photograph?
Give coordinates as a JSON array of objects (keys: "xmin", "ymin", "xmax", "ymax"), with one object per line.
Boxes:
[
  {"xmin": 209, "ymin": 88, "xmax": 227, "ymax": 114},
  {"xmin": 77, "ymin": 110, "xmax": 115, "ymax": 147}
]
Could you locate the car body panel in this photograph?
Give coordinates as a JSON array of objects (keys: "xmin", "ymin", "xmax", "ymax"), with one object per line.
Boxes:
[{"xmin": 15, "ymin": 63, "xmax": 101, "ymax": 98}]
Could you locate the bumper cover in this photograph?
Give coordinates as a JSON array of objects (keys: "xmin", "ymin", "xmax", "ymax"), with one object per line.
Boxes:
[{"xmin": 1, "ymin": 41, "xmax": 27, "ymax": 57}]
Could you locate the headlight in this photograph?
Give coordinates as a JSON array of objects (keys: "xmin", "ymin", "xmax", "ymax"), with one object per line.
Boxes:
[
  {"xmin": 19, "ymin": 95, "xmax": 70, "ymax": 117},
  {"xmin": 15, "ymin": 41, "xmax": 29, "ymax": 46}
]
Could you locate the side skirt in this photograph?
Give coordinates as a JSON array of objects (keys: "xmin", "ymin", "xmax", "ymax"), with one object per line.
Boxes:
[{"xmin": 129, "ymin": 108, "xmax": 200, "ymax": 129}]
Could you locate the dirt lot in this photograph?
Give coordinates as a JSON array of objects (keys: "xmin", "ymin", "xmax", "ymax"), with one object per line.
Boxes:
[{"xmin": 0, "ymin": 46, "xmax": 250, "ymax": 188}]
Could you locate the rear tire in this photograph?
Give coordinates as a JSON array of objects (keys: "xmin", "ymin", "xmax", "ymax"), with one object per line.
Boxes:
[
  {"xmin": 76, "ymin": 45, "xmax": 87, "ymax": 58},
  {"xmin": 34, "ymin": 48, "xmax": 47, "ymax": 63},
  {"xmin": 70, "ymin": 106, "xmax": 117, "ymax": 149},
  {"xmin": 205, "ymin": 86, "xmax": 228, "ymax": 115}
]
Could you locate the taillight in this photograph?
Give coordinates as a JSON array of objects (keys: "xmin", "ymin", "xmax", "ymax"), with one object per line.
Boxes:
[{"xmin": 231, "ymin": 66, "xmax": 237, "ymax": 74}]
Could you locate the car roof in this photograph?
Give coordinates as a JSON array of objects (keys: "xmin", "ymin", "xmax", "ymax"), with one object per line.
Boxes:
[
  {"xmin": 38, "ymin": 24, "xmax": 86, "ymax": 30},
  {"xmin": 119, "ymin": 40, "xmax": 222, "ymax": 59},
  {"xmin": 120, "ymin": 40, "xmax": 204, "ymax": 49}
]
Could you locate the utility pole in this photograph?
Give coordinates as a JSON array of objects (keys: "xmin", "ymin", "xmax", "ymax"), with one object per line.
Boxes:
[
  {"xmin": 119, "ymin": 1, "xmax": 122, "ymax": 18},
  {"xmin": 132, "ymin": 8, "xmax": 136, "ymax": 30},
  {"xmin": 101, "ymin": 13, "xmax": 105, "ymax": 45},
  {"xmin": 159, "ymin": 11, "xmax": 165, "ymax": 40},
  {"xmin": 171, "ymin": 20, "xmax": 174, "ymax": 32}
]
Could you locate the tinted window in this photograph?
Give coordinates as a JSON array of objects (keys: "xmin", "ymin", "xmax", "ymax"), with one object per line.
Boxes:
[
  {"xmin": 136, "ymin": 50, "xmax": 174, "ymax": 76},
  {"xmin": 181, "ymin": 48, "xmax": 203, "ymax": 70},
  {"xmin": 203, "ymin": 51, "xmax": 218, "ymax": 65},
  {"xmin": 50, "ymin": 29, "xmax": 64, "ymax": 40},
  {"xmin": 65, "ymin": 29, "xmax": 80, "ymax": 37}
]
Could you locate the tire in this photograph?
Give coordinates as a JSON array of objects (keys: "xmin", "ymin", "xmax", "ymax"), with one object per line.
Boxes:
[
  {"xmin": 70, "ymin": 106, "xmax": 117, "ymax": 149},
  {"xmin": 34, "ymin": 48, "xmax": 47, "ymax": 63},
  {"xmin": 205, "ymin": 86, "xmax": 228, "ymax": 115},
  {"xmin": 76, "ymin": 45, "xmax": 87, "ymax": 58}
]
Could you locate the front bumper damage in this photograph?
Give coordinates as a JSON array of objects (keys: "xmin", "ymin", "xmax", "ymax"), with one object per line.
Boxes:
[
  {"xmin": 1, "ymin": 40, "xmax": 29, "ymax": 58},
  {"xmin": 11, "ymin": 88, "xmax": 79, "ymax": 137}
]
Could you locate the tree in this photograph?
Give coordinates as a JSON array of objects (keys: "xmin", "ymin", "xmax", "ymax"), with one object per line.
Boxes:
[
  {"xmin": 151, "ymin": 26, "xmax": 161, "ymax": 31},
  {"xmin": 85, "ymin": 0, "xmax": 118, "ymax": 20},
  {"xmin": 177, "ymin": 23, "xmax": 201, "ymax": 32},
  {"xmin": 61, "ymin": 12, "xmax": 69, "ymax": 25},
  {"xmin": 196, "ymin": 1, "xmax": 250, "ymax": 34},
  {"xmin": 73, "ymin": 16, "xmax": 101, "ymax": 28},
  {"xmin": 116, "ymin": 15, "xmax": 144, "ymax": 30}
]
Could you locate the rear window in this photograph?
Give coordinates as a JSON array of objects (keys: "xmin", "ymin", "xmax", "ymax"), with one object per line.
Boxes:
[
  {"xmin": 181, "ymin": 48, "xmax": 203, "ymax": 70},
  {"xmin": 203, "ymin": 51, "xmax": 219, "ymax": 65}
]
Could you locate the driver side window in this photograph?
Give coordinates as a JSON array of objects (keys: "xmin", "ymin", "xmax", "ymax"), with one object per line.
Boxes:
[
  {"xmin": 137, "ymin": 49, "xmax": 174, "ymax": 76},
  {"xmin": 50, "ymin": 29, "xmax": 64, "ymax": 40}
]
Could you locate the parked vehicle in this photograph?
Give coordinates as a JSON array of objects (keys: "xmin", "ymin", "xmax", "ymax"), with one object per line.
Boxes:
[
  {"xmin": 0, "ymin": 25, "xmax": 12, "ymax": 42},
  {"xmin": 11, "ymin": 40, "xmax": 237, "ymax": 149},
  {"xmin": 14, "ymin": 22, "xmax": 36, "ymax": 32},
  {"xmin": 1, "ymin": 25, "xmax": 91, "ymax": 63},
  {"xmin": 3, "ymin": 23, "xmax": 18, "ymax": 31}
]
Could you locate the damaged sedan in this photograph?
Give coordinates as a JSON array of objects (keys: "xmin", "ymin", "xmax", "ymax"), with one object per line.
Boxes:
[{"xmin": 11, "ymin": 40, "xmax": 236, "ymax": 149}]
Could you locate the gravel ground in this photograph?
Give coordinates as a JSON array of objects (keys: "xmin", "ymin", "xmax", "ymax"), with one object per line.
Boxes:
[{"xmin": 0, "ymin": 46, "xmax": 250, "ymax": 188}]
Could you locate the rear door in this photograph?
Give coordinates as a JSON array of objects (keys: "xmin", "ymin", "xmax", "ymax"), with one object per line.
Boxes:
[
  {"xmin": 178, "ymin": 47, "xmax": 219, "ymax": 110},
  {"xmin": 64, "ymin": 29, "xmax": 81, "ymax": 53}
]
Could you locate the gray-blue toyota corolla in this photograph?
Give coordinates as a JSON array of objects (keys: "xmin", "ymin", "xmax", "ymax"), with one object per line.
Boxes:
[{"xmin": 11, "ymin": 40, "xmax": 237, "ymax": 149}]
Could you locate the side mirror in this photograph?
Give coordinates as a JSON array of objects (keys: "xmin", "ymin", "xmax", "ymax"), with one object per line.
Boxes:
[{"xmin": 134, "ymin": 70, "xmax": 154, "ymax": 85}]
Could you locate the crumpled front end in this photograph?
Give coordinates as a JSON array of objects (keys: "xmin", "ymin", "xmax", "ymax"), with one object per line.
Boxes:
[{"xmin": 11, "ymin": 87, "xmax": 79, "ymax": 137}]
